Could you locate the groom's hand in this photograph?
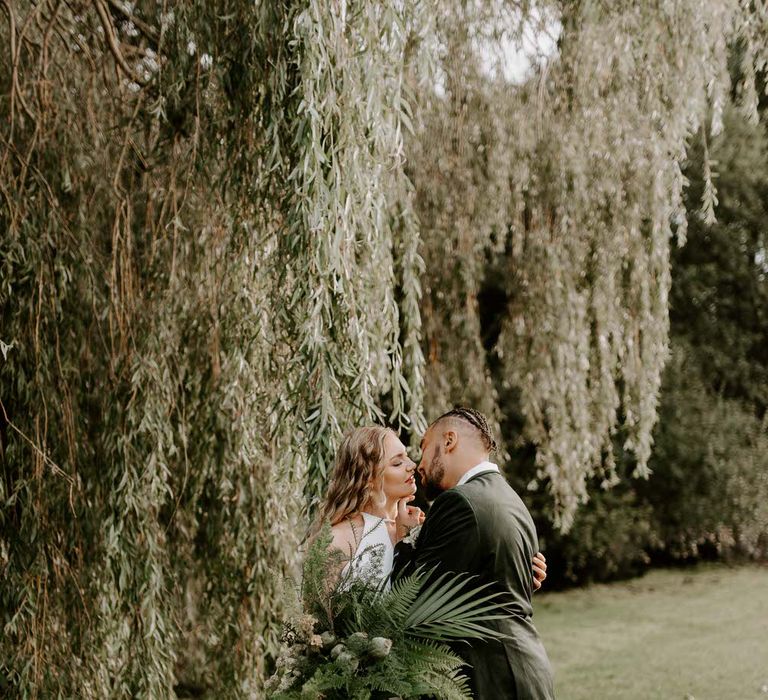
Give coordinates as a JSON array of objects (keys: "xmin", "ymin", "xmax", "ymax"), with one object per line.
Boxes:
[
  {"xmin": 532, "ymin": 552, "xmax": 547, "ymax": 591},
  {"xmin": 395, "ymin": 495, "xmax": 425, "ymax": 542}
]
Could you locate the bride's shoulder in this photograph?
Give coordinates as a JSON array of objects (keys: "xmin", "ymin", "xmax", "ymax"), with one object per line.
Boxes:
[{"xmin": 330, "ymin": 513, "xmax": 364, "ymax": 560}]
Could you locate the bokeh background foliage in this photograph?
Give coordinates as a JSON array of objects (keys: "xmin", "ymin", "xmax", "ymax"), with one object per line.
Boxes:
[{"xmin": 1, "ymin": 0, "xmax": 766, "ymax": 696}]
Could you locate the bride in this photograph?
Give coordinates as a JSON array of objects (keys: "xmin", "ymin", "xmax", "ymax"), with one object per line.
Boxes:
[
  {"xmin": 314, "ymin": 426, "xmax": 423, "ymax": 589},
  {"xmin": 315, "ymin": 425, "xmax": 546, "ymax": 590}
]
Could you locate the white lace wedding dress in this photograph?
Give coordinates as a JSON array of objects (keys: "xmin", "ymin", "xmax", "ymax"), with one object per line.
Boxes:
[{"xmin": 340, "ymin": 512, "xmax": 395, "ymax": 591}]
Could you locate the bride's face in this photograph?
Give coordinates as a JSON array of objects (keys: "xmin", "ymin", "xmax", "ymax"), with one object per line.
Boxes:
[{"xmin": 378, "ymin": 432, "xmax": 417, "ymax": 501}]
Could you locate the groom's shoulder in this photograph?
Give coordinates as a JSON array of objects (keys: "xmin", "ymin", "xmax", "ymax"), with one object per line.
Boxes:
[
  {"xmin": 457, "ymin": 473, "xmax": 536, "ymax": 535},
  {"xmin": 429, "ymin": 487, "xmax": 477, "ymax": 522},
  {"xmin": 455, "ymin": 471, "xmax": 520, "ymax": 507},
  {"xmin": 432, "ymin": 486, "xmax": 473, "ymax": 509},
  {"xmin": 456, "ymin": 469, "xmax": 511, "ymax": 495}
]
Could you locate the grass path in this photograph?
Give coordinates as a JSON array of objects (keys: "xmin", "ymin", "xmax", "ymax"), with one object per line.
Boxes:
[{"xmin": 533, "ymin": 564, "xmax": 768, "ymax": 700}]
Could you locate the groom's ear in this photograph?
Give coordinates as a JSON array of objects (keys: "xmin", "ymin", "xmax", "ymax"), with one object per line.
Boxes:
[{"xmin": 443, "ymin": 429, "xmax": 458, "ymax": 453}]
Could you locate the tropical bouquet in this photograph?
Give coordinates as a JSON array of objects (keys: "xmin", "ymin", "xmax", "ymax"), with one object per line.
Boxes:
[{"xmin": 265, "ymin": 524, "xmax": 511, "ymax": 699}]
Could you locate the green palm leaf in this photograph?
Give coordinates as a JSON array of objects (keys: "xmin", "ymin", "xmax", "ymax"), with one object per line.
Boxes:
[
  {"xmin": 410, "ymin": 619, "xmax": 507, "ymax": 642},
  {"xmin": 401, "ymin": 567, "xmax": 512, "ymax": 641},
  {"xmin": 405, "ymin": 571, "xmax": 496, "ymax": 625},
  {"xmin": 403, "ymin": 571, "xmax": 470, "ymax": 625}
]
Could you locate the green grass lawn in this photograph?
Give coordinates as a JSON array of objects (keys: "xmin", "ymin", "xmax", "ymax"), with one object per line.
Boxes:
[{"xmin": 533, "ymin": 564, "xmax": 768, "ymax": 700}]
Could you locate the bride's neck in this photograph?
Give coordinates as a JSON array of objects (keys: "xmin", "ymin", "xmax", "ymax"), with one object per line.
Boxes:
[{"xmin": 362, "ymin": 497, "xmax": 398, "ymax": 522}]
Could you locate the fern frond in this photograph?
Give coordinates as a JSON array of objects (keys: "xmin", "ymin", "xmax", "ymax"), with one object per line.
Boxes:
[
  {"xmin": 418, "ymin": 668, "xmax": 474, "ymax": 700},
  {"xmin": 398, "ymin": 640, "xmax": 473, "ymax": 700},
  {"xmin": 397, "ymin": 637, "xmax": 465, "ymax": 673},
  {"xmin": 365, "ymin": 669, "xmax": 415, "ymax": 697},
  {"xmin": 379, "ymin": 569, "xmax": 425, "ymax": 624},
  {"xmin": 364, "ymin": 638, "xmax": 469, "ymax": 699}
]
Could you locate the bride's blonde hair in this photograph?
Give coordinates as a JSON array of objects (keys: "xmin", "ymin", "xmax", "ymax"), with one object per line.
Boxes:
[{"xmin": 316, "ymin": 426, "xmax": 394, "ymax": 528}]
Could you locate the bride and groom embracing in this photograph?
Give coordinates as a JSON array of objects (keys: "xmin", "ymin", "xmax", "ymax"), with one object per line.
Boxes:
[{"xmin": 315, "ymin": 406, "xmax": 556, "ymax": 699}]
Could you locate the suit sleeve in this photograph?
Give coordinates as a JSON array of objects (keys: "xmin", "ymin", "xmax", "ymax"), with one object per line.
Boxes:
[{"xmin": 392, "ymin": 489, "xmax": 479, "ymax": 583}]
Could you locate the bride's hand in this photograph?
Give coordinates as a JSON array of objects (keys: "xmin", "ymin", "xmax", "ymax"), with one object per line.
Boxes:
[
  {"xmin": 532, "ymin": 551, "xmax": 547, "ymax": 591},
  {"xmin": 395, "ymin": 495, "xmax": 424, "ymax": 542}
]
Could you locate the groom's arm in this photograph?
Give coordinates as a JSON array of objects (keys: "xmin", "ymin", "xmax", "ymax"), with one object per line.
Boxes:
[{"xmin": 392, "ymin": 489, "xmax": 479, "ymax": 583}]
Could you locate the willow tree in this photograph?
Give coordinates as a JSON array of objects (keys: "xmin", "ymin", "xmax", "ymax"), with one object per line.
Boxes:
[
  {"xmin": 410, "ymin": 0, "xmax": 768, "ymax": 527},
  {"xmin": 1, "ymin": 0, "xmax": 767, "ymax": 697},
  {"xmin": 1, "ymin": 1, "xmax": 422, "ymax": 696}
]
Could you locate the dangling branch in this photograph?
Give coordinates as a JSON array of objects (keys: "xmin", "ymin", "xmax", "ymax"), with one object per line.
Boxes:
[
  {"xmin": 0, "ymin": 0, "xmax": 38, "ymax": 124},
  {"xmin": 0, "ymin": 399, "xmax": 74, "ymax": 485},
  {"xmin": 106, "ymin": 0, "xmax": 159, "ymax": 45},
  {"xmin": 92, "ymin": 0, "xmax": 146, "ymax": 85}
]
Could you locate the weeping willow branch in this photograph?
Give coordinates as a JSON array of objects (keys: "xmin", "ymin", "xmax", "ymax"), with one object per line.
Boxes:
[
  {"xmin": 0, "ymin": 399, "xmax": 73, "ymax": 485},
  {"xmin": 105, "ymin": 0, "xmax": 158, "ymax": 44},
  {"xmin": 410, "ymin": 0, "xmax": 767, "ymax": 529},
  {"xmin": 1, "ymin": 0, "xmax": 424, "ymax": 696},
  {"xmin": 92, "ymin": 0, "xmax": 146, "ymax": 85}
]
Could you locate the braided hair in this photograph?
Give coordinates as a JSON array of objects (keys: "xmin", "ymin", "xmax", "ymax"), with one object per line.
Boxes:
[{"xmin": 433, "ymin": 406, "xmax": 497, "ymax": 452}]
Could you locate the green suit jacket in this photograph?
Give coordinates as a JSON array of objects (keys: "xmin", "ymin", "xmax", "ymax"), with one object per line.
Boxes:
[{"xmin": 393, "ymin": 470, "xmax": 555, "ymax": 699}]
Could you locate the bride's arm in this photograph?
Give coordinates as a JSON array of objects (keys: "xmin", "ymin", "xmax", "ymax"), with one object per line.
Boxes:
[
  {"xmin": 327, "ymin": 516, "xmax": 362, "ymax": 583},
  {"xmin": 302, "ymin": 522, "xmax": 357, "ymax": 614}
]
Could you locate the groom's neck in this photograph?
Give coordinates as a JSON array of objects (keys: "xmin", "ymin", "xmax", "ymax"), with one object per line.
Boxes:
[{"xmin": 446, "ymin": 451, "xmax": 490, "ymax": 488}]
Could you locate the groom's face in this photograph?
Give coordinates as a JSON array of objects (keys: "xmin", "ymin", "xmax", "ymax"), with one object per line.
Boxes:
[{"xmin": 417, "ymin": 429, "xmax": 447, "ymax": 501}]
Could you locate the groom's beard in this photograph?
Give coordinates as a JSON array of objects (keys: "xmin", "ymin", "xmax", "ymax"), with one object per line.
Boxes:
[{"xmin": 421, "ymin": 450, "xmax": 446, "ymax": 501}]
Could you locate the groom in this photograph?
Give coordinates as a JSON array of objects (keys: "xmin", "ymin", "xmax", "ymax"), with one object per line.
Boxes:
[{"xmin": 393, "ymin": 407, "xmax": 555, "ymax": 699}]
